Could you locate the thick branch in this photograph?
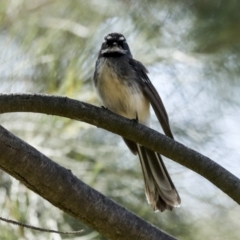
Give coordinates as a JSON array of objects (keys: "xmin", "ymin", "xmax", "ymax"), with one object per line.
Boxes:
[
  {"xmin": 0, "ymin": 125, "xmax": 175, "ymax": 240},
  {"xmin": 0, "ymin": 93, "xmax": 240, "ymax": 206}
]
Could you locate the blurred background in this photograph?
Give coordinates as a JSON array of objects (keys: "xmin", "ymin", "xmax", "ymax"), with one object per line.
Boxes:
[{"xmin": 0, "ymin": 0, "xmax": 240, "ymax": 239}]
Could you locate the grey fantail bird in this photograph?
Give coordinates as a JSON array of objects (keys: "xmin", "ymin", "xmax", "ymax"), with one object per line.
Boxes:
[{"xmin": 93, "ymin": 32, "xmax": 181, "ymax": 212}]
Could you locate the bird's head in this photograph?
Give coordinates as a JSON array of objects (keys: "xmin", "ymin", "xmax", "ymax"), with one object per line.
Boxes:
[{"xmin": 99, "ymin": 32, "xmax": 132, "ymax": 57}]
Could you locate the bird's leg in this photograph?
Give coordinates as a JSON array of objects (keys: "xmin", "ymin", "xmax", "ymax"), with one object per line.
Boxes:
[
  {"xmin": 101, "ymin": 105, "xmax": 108, "ymax": 110},
  {"xmin": 131, "ymin": 112, "xmax": 139, "ymax": 123}
]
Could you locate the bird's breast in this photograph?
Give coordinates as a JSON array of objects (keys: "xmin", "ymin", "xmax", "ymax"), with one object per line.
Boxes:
[{"xmin": 95, "ymin": 58, "xmax": 150, "ymax": 125}]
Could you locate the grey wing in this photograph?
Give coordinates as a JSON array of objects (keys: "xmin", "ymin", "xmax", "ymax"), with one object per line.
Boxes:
[{"xmin": 129, "ymin": 59, "xmax": 174, "ymax": 139}]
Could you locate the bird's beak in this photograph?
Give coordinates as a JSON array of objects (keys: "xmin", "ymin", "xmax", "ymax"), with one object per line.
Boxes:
[{"xmin": 101, "ymin": 43, "xmax": 127, "ymax": 55}]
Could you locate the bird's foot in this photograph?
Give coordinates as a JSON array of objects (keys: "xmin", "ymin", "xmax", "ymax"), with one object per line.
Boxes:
[
  {"xmin": 131, "ymin": 113, "xmax": 139, "ymax": 123},
  {"xmin": 101, "ymin": 105, "xmax": 108, "ymax": 110}
]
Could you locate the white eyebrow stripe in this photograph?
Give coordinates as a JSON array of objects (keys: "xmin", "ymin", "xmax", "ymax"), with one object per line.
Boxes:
[
  {"xmin": 119, "ymin": 36, "xmax": 125, "ymax": 41},
  {"xmin": 106, "ymin": 35, "xmax": 113, "ymax": 40}
]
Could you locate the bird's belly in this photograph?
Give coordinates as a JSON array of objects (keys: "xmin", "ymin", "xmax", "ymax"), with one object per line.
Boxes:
[{"xmin": 96, "ymin": 64, "xmax": 150, "ymax": 125}]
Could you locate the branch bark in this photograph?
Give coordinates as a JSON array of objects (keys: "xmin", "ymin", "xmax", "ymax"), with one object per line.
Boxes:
[
  {"xmin": 0, "ymin": 93, "xmax": 239, "ymax": 205},
  {"xmin": 0, "ymin": 125, "xmax": 175, "ymax": 240}
]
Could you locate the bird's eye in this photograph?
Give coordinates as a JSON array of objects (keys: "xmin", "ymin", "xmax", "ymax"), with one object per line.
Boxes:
[
  {"xmin": 105, "ymin": 40, "xmax": 113, "ymax": 46},
  {"xmin": 106, "ymin": 40, "xmax": 117, "ymax": 45}
]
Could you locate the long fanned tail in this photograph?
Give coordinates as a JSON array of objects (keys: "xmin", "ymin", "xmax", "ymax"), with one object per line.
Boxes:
[{"xmin": 137, "ymin": 144, "xmax": 181, "ymax": 212}]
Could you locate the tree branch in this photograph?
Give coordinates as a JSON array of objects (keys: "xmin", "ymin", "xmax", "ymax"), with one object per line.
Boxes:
[
  {"xmin": 0, "ymin": 93, "xmax": 239, "ymax": 206},
  {"xmin": 0, "ymin": 125, "xmax": 175, "ymax": 240}
]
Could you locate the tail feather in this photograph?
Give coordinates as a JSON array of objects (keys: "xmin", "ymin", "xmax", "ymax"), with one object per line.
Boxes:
[{"xmin": 137, "ymin": 144, "xmax": 181, "ymax": 212}]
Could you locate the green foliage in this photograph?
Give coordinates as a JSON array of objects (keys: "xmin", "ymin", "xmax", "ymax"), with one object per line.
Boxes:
[{"xmin": 188, "ymin": 1, "xmax": 240, "ymax": 52}]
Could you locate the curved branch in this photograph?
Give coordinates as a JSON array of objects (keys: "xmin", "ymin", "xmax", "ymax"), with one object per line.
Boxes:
[
  {"xmin": 0, "ymin": 93, "xmax": 239, "ymax": 206},
  {"xmin": 0, "ymin": 125, "xmax": 175, "ymax": 240}
]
